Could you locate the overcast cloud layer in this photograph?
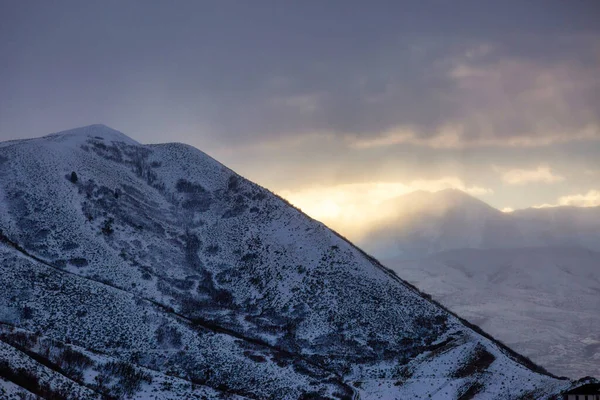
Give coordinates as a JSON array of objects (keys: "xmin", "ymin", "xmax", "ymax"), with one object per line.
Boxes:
[{"xmin": 1, "ymin": 0, "xmax": 599, "ymax": 234}]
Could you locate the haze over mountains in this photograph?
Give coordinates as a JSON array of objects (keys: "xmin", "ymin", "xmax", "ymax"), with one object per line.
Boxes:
[
  {"xmin": 360, "ymin": 189, "xmax": 600, "ymax": 259},
  {"xmin": 0, "ymin": 125, "xmax": 592, "ymax": 399},
  {"xmin": 389, "ymin": 247, "xmax": 600, "ymax": 379},
  {"xmin": 360, "ymin": 189, "xmax": 600, "ymax": 379}
]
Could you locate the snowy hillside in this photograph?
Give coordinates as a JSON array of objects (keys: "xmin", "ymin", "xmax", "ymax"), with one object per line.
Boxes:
[
  {"xmin": 386, "ymin": 247, "xmax": 600, "ymax": 379},
  {"xmin": 0, "ymin": 125, "xmax": 591, "ymax": 399},
  {"xmin": 359, "ymin": 189, "xmax": 600, "ymax": 259}
]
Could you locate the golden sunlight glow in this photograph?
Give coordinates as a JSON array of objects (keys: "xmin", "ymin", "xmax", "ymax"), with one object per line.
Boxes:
[
  {"xmin": 534, "ymin": 190, "xmax": 600, "ymax": 208},
  {"xmin": 497, "ymin": 165, "xmax": 564, "ymax": 185},
  {"xmin": 278, "ymin": 178, "xmax": 492, "ymax": 240}
]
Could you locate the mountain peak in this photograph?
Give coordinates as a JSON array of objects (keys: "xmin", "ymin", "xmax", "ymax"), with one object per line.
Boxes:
[
  {"xmin": 390, "ymin": 188, "xmax": 498, "ymax": 215},
  {"xmin": 44, "ymin": 124, "xmax": 140, "ymax": 146},
  {"xmin": 400, "ymin": 188, "xmax": 472, "ymax": 200}
]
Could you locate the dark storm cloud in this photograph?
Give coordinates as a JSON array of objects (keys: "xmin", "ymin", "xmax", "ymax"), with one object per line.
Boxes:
[{"xmin": 1, "ymin": 0, "xmax": 599, "ymax": 146}]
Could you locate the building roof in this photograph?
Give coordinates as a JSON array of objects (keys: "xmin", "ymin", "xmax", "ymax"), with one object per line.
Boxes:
[{"xmin": 564, "ymin": 383, "xmax": 600, "ymax": 395}]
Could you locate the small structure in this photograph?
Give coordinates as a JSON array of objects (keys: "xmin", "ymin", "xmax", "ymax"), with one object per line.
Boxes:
[{"xmin": 564, "ymin": 383, "xmax": 600, "ymax": 400}]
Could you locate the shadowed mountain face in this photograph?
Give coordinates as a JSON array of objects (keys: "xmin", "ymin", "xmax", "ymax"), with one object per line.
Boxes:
[
  {"xmin": 360, "ymin": 189, "xmax": 600, "ymax": 259},
  {"xmin": 0, "ymin": 125, "xmax": 589, "ymax": 399}
]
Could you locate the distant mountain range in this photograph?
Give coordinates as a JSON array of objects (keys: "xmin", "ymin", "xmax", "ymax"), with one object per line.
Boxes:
[
  {"xmin": 361, "ymin": 189, "xmax": 600, "ymax": 379},
  {"xmin": 359, "ymin": 189, "xmax": 600, "ymax": 259},
  {"xmin": 384, "ymin": 247, "xmax": 600, "ymax": 379},
  {"xmin": 0, "ymin": 125, "xmax": 591, "ymax": 399}
]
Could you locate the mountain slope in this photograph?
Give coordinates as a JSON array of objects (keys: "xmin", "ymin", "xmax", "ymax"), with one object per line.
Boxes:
[
  {"xmin": 0, "ymin": 125, "xmax": 589, "ymax": 399},
  {"xmin": 385, "ymin": 247, "xmax": 600, "ymax": 379}
]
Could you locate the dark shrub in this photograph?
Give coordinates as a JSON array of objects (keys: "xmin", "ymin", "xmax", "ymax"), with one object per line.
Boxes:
[
  {"xmin": 222, "ymin": 195, "xmax": 247, "ymax": 218},
  {"xmin": 101, "ymin": 218, "xmax": 114, "ymax": 235},
  {"xmin": 176, "ymin": 179, "xmax": 208, "ymax": 194},
  {"xmin": 57, "ymin": 348, "xmax": 94, "ymax": 377},
  {"xmin": 61, "ymin": 241, "xmax": 79, "ymax": 251},
  {"xmin": 453, "ymin": 344, "xmax": 496, "ymax": 378},
  {"xmin": 102, "ymin": 361, "xmax": 152, "ymax": 396},
  {"xmin": 155, "ymin": 325, "xmax": 182, "ymax": 348},
  {"xmin": 0, "ymin": 362, "xmax": 72, "ymax": 400},
  {"xmin": 299, "ymin": 392, "xmax": 328, "ymax": 400},
  {"xmin": 69, "ymin": 171, "xmax": 78, "ymax": 183},
  {"xmin": 458, "ymin": 382, "xmax": 484, "ymax": 400},
  {"xmin": 241, "ymin": 253, "xmax": 258, "ymax": 263},
  {"xmin": 0, "ymin": 331, "xmax": 37, "ymax": 348},
  {"xmin": 205, "ymin": 244, "xmax": 220, "ymax": 255},
  {"xmin": 175, "ymin": 180, "xmax": 213, "ymax": 212},
  {"xmin": 243, "ymin": 351, "xmax": 267, "ymax": 363},
  {"xmin": 69, "ymin": 258, "xmax": 89, "ymax": 268},
  {"xmin": 141, "ymin": 271, "xmax": 152, "ymax": 280},
  {"xmin": 21, "ymin": 306, "xmax": 34, "ymax": 320},
  {"xmin": 227, "ymin": 175, "xmax": 240, "ymax": 191},
  {"xmin": 213, "ymin": 289, "xmax": 233, "ymax": 305}
]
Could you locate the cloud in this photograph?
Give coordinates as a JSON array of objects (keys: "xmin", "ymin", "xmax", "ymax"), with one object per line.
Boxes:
[
  {"xmin": 501, "ymin": 207, "xmax": 514, "ymax": 213},
  {"xmin": 346, "ymin": 125, "xmax": 465, "ymax": 149},
  {"xmin": 557, "ymin": 190, "xmax": 600, "ymax": 207},
  {"xmin": 532, "ymin": 203, "xmax": 555, "ymax": 209},
  {"xmin": 2, "ymin": 2, "xmax": 599, "ymax": 150},
  {"xmin": 345, "ymin": 40, "xmax": 600, "ymax": 150},
  {"xmin": 278, "ymin": 178, "xmax": 492, "ymax": 238},
  {"xmin": 345, "ymin": 124, "xmax": 600, "ymax": 150},
  {"xmin": 534, "ymin": 190, "xmax": 600, "ymax": 208},
  {"xmin": 498, "ymin": 165, "xmax": 565, "ymax": 185},
  {"xmin": 210, "ymin": 34, "xmax": 600, "ymax": 152}
]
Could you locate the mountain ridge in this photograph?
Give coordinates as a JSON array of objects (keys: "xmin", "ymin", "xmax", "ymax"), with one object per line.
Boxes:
[{"xmin": 360, "ymin": 188, "xmax": 600, "ymax": 259}]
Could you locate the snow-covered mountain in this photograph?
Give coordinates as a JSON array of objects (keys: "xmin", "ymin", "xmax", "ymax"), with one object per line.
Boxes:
[
  {"xmin": 361, "ymin": 189, "xmax": 600, "ymax": 380},
  {"xmin": 0, "ymin": 125, "xmax": 592, "ymax": 399},
  {"xmin": 359, "ymin": 189, "xmax": 600, "ymax": 259},
  {"xmin": 386, "ymin": 247, "xmax": 600, "ymax": 379},
  {"xmin": 512, "ymin": 206, "xmax": 600, "ymax": 252}
]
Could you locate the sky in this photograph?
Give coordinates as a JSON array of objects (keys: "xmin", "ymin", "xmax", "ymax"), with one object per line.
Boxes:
[{"xmin": 1, "ymin": 1, "xmax": 599, "ymax": 237}]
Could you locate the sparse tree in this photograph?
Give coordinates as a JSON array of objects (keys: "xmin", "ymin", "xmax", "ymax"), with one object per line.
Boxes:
[{"xmin": 101, "ymin": 218, "xmax": 114, "ymax": 236}]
